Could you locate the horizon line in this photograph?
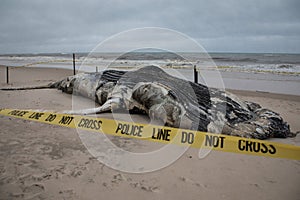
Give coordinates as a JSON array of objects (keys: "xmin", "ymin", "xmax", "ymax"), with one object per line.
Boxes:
[{"xmin": 1, "ymin": 51, "xmax": 300, "ymax": 56}]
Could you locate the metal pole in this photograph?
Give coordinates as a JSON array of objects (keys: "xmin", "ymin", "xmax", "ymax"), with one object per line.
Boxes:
[
  {"xmin": 73, "ymin": 53, "xmax": 76, "ymax": 75},
  {"xmin": 194, "ymin": 65, "xmax": 198, "ymax": 83},
  {"xmin": 6, "ymin": 66, "xmax": 9, "ymax": 84}
]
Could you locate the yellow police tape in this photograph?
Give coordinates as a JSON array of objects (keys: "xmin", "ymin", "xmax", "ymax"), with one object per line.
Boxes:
[{"xmin": 0, "ymin": 108, "xmax": 299, "ymax": 160}]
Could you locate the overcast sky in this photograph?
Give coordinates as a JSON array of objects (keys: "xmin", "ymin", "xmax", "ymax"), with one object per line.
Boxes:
[{"xmin": 0, "ymin": 0, "xmax": 299, "ymax": 54}]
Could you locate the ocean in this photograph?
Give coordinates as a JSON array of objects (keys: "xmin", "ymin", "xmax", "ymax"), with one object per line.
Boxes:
[{"xmin": 0, "ymin": 52, "xmax": 300, "ymax": 75}]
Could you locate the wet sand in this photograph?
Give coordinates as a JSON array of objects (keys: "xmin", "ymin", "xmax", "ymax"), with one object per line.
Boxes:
[{"xmin": 0, "ymin": 66, "xmax": 299, "ymax": 200}]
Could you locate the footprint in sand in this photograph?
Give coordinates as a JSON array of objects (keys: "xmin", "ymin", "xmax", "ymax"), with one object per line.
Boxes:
[
  {"xmin": 59, "ymin": 189, "xmax": 75, "ymax": 199},
  {"xmin": 23, "ymin": 183, "xmax": 45, "ymax": 194},
  {"xmin": 129, "ymin": 182, "xmax": 160, "ymax": 193},
  {"xmin": 107, "ymin": 173, "xmax": 160, "ymax": 193},
  {"xmin": 179, "ymin": 176, "xmax": 208, "ymax": 188}
]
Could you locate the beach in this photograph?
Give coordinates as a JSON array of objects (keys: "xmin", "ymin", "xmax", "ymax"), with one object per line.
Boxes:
[{"xmin": 0, "ymin": 65, "xmax": 299, "ymax": 200}]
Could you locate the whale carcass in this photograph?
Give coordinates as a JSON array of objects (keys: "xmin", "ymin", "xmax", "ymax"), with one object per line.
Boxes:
[{"xmin": 46, "ymin": 65, "xmax": 296, "ymax": 140}]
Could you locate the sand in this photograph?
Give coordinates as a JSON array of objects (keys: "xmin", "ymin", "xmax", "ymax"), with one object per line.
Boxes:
[{"xmin": 0, "ymin": 66, "xmax": 299, "ymax": 200}]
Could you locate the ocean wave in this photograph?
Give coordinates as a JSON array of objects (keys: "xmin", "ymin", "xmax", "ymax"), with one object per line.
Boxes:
[{"xmin": 213, "ymin": 64, "xmax": 300, "ymax": 75}]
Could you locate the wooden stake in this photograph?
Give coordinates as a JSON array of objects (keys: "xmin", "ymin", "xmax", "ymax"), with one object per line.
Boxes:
[
  {"xmin": 6, "ymin": 66, "xmax": 9, "ymax": 84},
  {"xmin": 73, "ymin": 53, "xmax": 76, "ymax": 75},
  {"xmin": 194, "ymin": 65, "xmax": 198, "ymax": 83}
]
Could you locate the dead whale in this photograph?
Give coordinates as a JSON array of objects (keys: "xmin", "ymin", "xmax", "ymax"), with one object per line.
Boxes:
[
  {"xmin": 49, "ymin": 65, "xmax": 296, "ymax": 140},
  {"xmin": 1, "ymin": 66, "xmax": 296, "ymax": 139}
]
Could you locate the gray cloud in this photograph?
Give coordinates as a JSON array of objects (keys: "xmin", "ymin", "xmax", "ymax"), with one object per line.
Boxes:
[{"xmin": 0, "ymin": 0, "xmax": 299, "ymax": 53}]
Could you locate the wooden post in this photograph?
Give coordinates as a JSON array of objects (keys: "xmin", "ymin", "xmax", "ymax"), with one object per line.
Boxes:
[
  {"xmin": 73, "ymin": 53, "xmax": 76, "ymax": 75},
  {"xmin": 194, "ymin": 65, "xmax": 198, "ymax": 83},
  {"xmin": 6, "ymin": 66, "xmax": 9, "ymax": 84},
  {"xmin": 96, "ymin": 66, "xmax": 98, "ymax": 73}
]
